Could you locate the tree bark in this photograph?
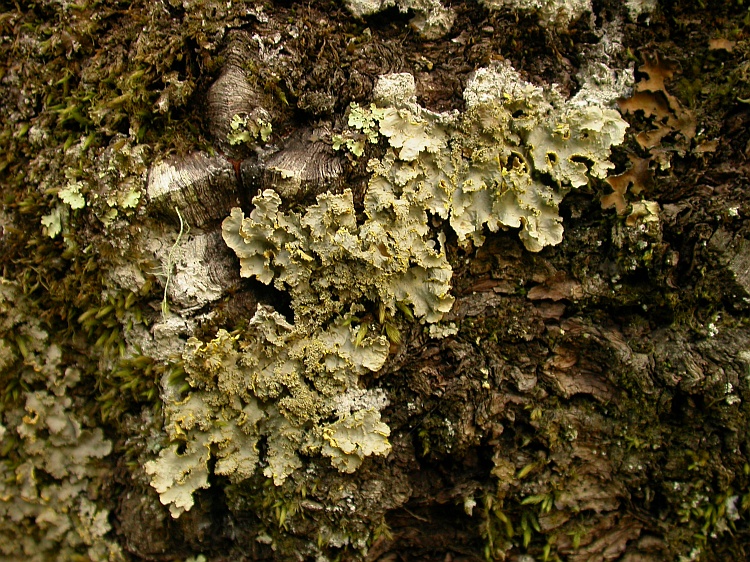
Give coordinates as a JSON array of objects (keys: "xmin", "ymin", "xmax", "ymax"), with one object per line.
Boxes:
[{"xmin": 1, "ymin": 1, "xmax": 750, "ymax": 561}]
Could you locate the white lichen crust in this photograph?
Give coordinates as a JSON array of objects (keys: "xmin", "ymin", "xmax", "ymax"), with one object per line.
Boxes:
[
  {"xmin": 345, "ymin": 0, "xmax": 593, "ymax": 33},
  {"xmin": 343, "ymin": 0, "xmax": 455, "ymax": 39},
  {"xmin": 625, "ymin": 0, "xmax": 657, "ymax": 21},
  {"xmin": 479, "ymin": 0, "xmax": 592, "ymax": 28}
]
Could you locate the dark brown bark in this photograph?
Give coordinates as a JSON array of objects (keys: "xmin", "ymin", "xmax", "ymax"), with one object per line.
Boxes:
[{"xmin": 1, "ymin": 1, "xmax": 750, "ymax": 561}]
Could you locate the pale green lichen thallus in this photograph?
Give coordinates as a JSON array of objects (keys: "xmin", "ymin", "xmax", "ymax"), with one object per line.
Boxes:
[{"xmin": 147, "ymin": 62, "xmax": 627, "ymax": 517}]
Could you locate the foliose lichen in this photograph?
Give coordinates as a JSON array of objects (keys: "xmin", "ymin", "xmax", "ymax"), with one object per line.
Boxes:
[
  {"xmin": 148, "ymin": 61, "xmax": 626, "ymax": 518},
  {"xmin": 145, "ymin": 309, "xmax": 392, "ymax": 517},
  {"xmin": 0, "ymin": 280, "xmax": 121, "ymax": 561},
  {"xmin": 222, "ymin": 188, "xmax": 455, "ymax": 325},
  {"xmin": 362, "ymin": 64, "xmax": 627, "ymax": 251}
]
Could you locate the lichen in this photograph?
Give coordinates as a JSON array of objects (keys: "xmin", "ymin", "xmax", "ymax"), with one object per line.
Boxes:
[
  {"xmin": 41, "ymin": 134, "xmax": 150, "ymax": 238},
  {"xmin": 222, "ymin": 188, "xmax": 455, "ymax": 325},
  {"xmin": 357, "ymin": 62, "xmax": 627, "ymax": 251},
  {"xmin": 58, "ymin": 181, "xmax": 87, "ymax": 210},
  {"xmin": 345, "ymin": 0, "xmax": 593, "ymax": 33},
  {"xmin": 0, "ymin": 280, "xmax": 121, "ymax": 561},
  {"xmin": 625, "ymin": 0, "xmax": 658, "ymax": 21},
  {"xmin": 228, "ymin": 113, "xmax": 273, "ymax": 145},
  {"xmin": 332, "ymin": 102, "xmax": 387, "ymax": 157},
  {"xmin": 343, "ymin": 0, "xmax": 455, "ymax": 39},
  {"xmin": 478, "ymin": 0, "xmax": 593, "ymax": 28},
  {"xmin": 146, "ymin": 308, "xmax": 392, "ymax": 516},
  {"xmin": 149, "ymin": 60, "xmax": 627, "ymax": 518}
]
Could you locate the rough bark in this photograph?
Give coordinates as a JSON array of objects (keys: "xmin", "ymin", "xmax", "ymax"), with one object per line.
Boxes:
[{"xmin": 1, "ymin": 1, "xmax": 750, "ymax": 561}]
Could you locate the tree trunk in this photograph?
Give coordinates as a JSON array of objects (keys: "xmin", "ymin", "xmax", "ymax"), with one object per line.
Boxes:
[{"xmin": 1, "ymin": 1, "xmax": 750, "ymax": 561}]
